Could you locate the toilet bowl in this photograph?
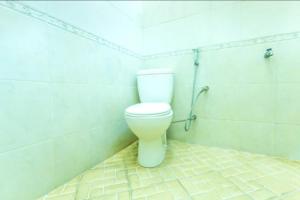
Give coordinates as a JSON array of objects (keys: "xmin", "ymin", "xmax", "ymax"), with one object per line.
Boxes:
[
  {"xmin": 125, "ymin": 103, "xmax": 173, "ymax": 167},
  {"xmin": 125, "ymin": 68, "xmax": 174, "ymax": 167}
]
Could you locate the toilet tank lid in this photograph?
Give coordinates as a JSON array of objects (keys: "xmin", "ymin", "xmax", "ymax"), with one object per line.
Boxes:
[{"xmin": 137, "ymin": 68, "xmax": 173, "ymax": 76}]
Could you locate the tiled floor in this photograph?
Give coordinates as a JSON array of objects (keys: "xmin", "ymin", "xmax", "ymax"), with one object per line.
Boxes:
[{"xmin": 38, "ymin": 140, "xmax": 300, "ymax": 200}]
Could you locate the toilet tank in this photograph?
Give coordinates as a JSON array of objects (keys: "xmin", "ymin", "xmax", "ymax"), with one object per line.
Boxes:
[{"xmin": 137, "ymin": 68, "xmax": 174, "ymax": 103}]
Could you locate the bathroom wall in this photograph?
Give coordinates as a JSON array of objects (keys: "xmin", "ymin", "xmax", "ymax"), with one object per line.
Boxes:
[
  {"xmin": 2, "ymin": 1, "xmax": 300, "ymax": 199},
  {"xmin": 0, "ymin": 1, "xmax": 141, "ymax": 200},
  {"xmin": 143, "ymin": 1, "xmax": 300, "ymax": 160},
  {"xmin": 142, "ymin": 1, "xmax": 300, "ymax": 55}
]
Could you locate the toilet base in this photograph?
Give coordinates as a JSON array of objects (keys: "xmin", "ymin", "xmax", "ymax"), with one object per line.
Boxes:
[{"xmin": 138, "ymin": 136, "xmax": 166, "ymax": 167}]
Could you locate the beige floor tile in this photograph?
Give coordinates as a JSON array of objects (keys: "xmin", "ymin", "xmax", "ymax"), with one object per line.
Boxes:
[
  {"xmin": 228, "ymin": 176, "xmax": 261, "ymax": 193},
  {"xmin": 89, "ymin": 187, "xmax": 103, "ymax": 198},
  {"xmin": 237, "ymin": 171, "xmax": 263, "ymax": 182},
  {"xmin": 74, "ymin": 183, "xmax": 90, "ymax": 200},
  {"xmin": 248, "ymin": 189, "xmax": 276, "ymax": 200},
  {"xmin": 38, "ymin": 140, "xmax": 300, "ymax": 200},
  {"xmin": 216, "ymin": 185, "xmax": 243, "ymax": 199},
  {"xmin": 191, "ymin": 190, "xmax": 222, "ymax": 200},
  {"xmin": 253, "ymin": 176, "xmax": 296, "ymax": 195},
  {"xmin": 118, "ymin": 191, "xmax": 131, "ymax": 200},
  {"xmin": 132, "ymin": 198, "xmax": 146, "ymax": 200},
  {"xmin": 46, "ymin": 193, "xmax": 75, "ymax": 200},
  {"xmin": 179, "ymin": 179, "xmax": 201, "ymax": 195},
  {"xmin": 103, "ymin": 183, "xmax": 129, "ymax": 194},
  {"xmin": 281, "ymin": 191, "xmax": 300, "ymax": 200},
  {"xmin": 131, "ymin": 186, "xmax": 157, "ymax": 199},
  {"xmin": 62, "ymin": 184, "xmax": 78, "ymax": 194},
  {"xmin": 219, "ymin": 167, "xmax": 242, "ymax": 177},
  {"xmin": 147, "ymin": 192, "xmax": 173, "ymax": 200},
  {"xmin": 90, "ymin": 194, "xmax": 117, "ymax": 200},
  {"xmin": 140, "ymin": 176, "xmax": 163, "ymax": 188},
  {"xmin": 227, "ymin": 194, "xmax": 252, "ymax": 200},
  {"xmin": 46, "ymin": 186, "xmax": 66, "ymax": 198},
  {"xmin": 163, "ymin": 180, "xmax": 190, "ymax": 199}
]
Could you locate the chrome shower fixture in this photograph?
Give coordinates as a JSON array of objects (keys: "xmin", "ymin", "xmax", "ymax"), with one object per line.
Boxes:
[
  {"xmin": 264, "ymin": 48, "xmax": 273, "ymax": 58},
  {"xmin": 194, "ymin": 86, "xmax": 209, "ymax": 103},
  {"xmin": 193, "ymin": 48, "xmax": 200, "ymax": 66},
  {"xmin": 171, "ymin": 48, "xmax": 209, "ymax": 132}
]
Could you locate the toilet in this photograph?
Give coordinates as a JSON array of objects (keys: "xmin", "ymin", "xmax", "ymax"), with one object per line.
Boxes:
[{"xmin": 125, "ymin": 68, "xmax": 174, "ymax": 167}]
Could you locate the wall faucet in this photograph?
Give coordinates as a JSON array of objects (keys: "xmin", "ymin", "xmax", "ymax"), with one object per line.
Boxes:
[{"xmin": 264, "ymin": 48, "xmax": 273, "ymax": 58}]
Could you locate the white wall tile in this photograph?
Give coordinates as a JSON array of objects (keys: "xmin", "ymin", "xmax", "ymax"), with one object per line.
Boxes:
[
  {"xmin": 52, "ymin": 131, "xmax": 91, "ymax": 184},
  {"xmin": 47, "ymin": 29, "xmax": 92, "ymax": 84},
  {"xmin": 232, "ymin": 84, "xmax": 275, "ymax": 123},
  {"xmin": 142, "ymin": 1, "xmax": 211, "ymax": 28},
  {"xmin": 276, "ymin": 83, "xmax": 300, "ymax": 125},
  {"xmin": 51, "ymin": 84, "xmax": 87, "ymax": 135},
  {"xmin": 0, "ymin": 81, "xmax": 53, "ymax": 153},
  {"xmin": 0, "ymin": 8, "xmax": 50, "ymax": 81},
  {"xmin": 275, "ymin": 39, "xmax": 300, "ymax": 83},
  {"xmin": 210, "ymin": 1, "xmax": 242, "ymax": 44},
  {"xmin": 240, "ymin": 1, "xmax": 300, "ymax": 40},
  {"xmin": 274, "ymin": 124, "xmax": 300, "ymax": 160},
  {"xmin": 0, "ymin": 141, "xmax": 55, "ymax": 200},
  {"xmin": 237, "ymin": 121, "xmax": 274, "ymax": 155},
  {"xmin": 143, "ymin": 12, "xmax": 212, "ymax": 55}
]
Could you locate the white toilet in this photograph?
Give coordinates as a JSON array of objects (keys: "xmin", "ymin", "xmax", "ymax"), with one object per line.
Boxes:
[{"xmin": 125, "ymin": 68, "xmax": 174, "ymax": 167}]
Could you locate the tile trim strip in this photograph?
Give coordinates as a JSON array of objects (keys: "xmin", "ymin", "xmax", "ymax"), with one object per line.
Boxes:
[
  {"xmin": 144, "ymin": 31, "xmax": 300, "ymax": 59},
  {"xmin": 0, "ymin": 1, "xmax": 143, "ymax": 59}
]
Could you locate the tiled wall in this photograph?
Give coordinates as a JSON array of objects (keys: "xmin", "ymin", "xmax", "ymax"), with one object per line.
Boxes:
[
  {"xmin": 145, "ymin": 39, "xmax": 300, "ymax": 160},
  {"xmin": 0, "ymin": 2, "xmax": 140, "ymax": 200},
  {"xmin": 142, "ymin": 1, "xmax": 300, "ymax": 55},
  {"xmin": 143, "ymin": 2, "xmax": 300, "ymax": 160}
]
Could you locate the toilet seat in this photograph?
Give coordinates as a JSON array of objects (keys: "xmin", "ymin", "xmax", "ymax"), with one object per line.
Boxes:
[
  {"xmin": 125, "ymin": 102, "xmax": 173, "ymax": 167},
  {"xmin": 125, "ymin": 103, "xmax": 171, "ymax": 117}
]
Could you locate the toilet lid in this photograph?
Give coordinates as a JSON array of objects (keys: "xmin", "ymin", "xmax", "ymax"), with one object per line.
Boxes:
[{"xmin": 125, "ymin": 103, "xmax": 171, "ymax": 116}]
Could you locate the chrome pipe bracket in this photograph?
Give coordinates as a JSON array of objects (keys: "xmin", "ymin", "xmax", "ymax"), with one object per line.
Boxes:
[{"xmin": 172, "ymin": 115, "xmax": 197, "ymax": 124}]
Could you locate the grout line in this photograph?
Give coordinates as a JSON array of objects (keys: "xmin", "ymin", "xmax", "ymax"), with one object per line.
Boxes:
[
  {"xmin": 141, "ymin": 3, "xmax": 213, "ymax": 30},
  {"xmin": 184, "ymin": 116, "xmax": 300, "ymax": 127},
  {"xmin": 73, "ymin": 173, "xmax": 88, "ymax": 200},
  {"xmin": 107, "ymin": 1, "xmax": 142, "ymax": 28},
  {"xmin": 143, "ymin": 12, "xmax": 206, "ymax": 30},
  {"xmin": 121, "ymin": 149, "xmax": 134, "ymax": 200},
  {"xmin": 176, "ymin": 179, "xmax": 193, "ymax": 200},
  {"xmin": 0, "ymin": 129, "xmax": 91, "ymax": 156},
  {"xmin": 0, "ymin": 79, "xmax": 137, "ymax": 88}
]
